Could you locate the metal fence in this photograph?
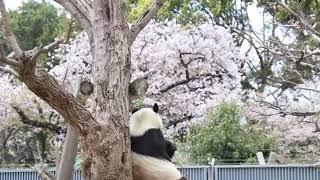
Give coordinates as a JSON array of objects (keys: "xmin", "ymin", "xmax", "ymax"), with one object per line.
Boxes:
[
  {"xmin": 211, "ymin": 165, "xmax": 320, "ymax": 180},
  {"xmin": 0, "ymin": 165, "xmax": 319, "ymax": 180}
]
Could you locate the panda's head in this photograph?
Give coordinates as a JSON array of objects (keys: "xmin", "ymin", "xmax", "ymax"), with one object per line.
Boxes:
[{"xmin": 130, "ymin": 103, "xmax": 163, "ymax": 137}]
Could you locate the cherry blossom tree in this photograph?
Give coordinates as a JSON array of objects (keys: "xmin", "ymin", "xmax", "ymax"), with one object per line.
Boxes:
[
  {"xmin": 0, "ymin": 74, "xmax": 63, "ymax": 165},
  {"xmin": 131, "ymin": 22, "xmax": 245, "ymax": 135},
  {"xmin": 48, "ymin": 22, "xmax": 245, "ymax": 140}
]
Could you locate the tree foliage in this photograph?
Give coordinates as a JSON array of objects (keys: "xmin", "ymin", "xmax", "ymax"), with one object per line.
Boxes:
[
  {"xmin": 0, "ymin": 0, "xmax": 80, "ymax": 65},
  {"xmin": 128, "ymin": 0, "xmax": 249, "ymax": 26},
  {"xmin": 1, "ymin": 1, "xmax": 69, "ymax": 51},
  {"xmin": 187, "ymin": 101, "xmax": 277, "ymax": 164}
]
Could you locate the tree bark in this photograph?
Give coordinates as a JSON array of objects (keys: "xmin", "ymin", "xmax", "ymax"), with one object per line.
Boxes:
[
  {"xmin": 86, "ymin": 1, "xmax": 132, "ymax": 179},
  {"xmin": 0, "ymin": 0, "xmax": 165, "ymax": 179},
  {"xmin": 57, "ymin": 80, "xmax": 93, "ymax": 180},
  {"xmin": 57, "ymin": 125, "xmax": 79, "ymax": 180}
]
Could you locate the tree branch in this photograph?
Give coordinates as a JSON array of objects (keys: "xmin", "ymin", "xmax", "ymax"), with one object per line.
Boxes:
[
  {"xmin": 0, "ymin": 43, "xmax": 22, "ymax": 67},
  {"xmin": 54, "ymin": 0, "xmax": 92, "ymax": 35},
  {"xmin": 12, "ymin": 106, "xmax": 63, "ymax": 134},
  {"xmin": 0, "ymin": 0, "xmax": 23, "ymax": 56},
  {"xmin": 64, "ymin": 18, "xmax": 76, "ymax": 43},
  {"xmin": 275, "ymin": 0, "xmax": 320, "ymax": 42},
  {"xmin": 0, "ymin": 66, "xmax": 21, "ymax": 78},
  {"xmin": 160, "ymin": 79, "xmax": 191, "ymax": 93},
  {"xmin": 128, "ymin": 0, "xmax": 165, "ymax": 46},
  {"xmin": 0, "ymin": 1, "xmax": 96, "ymax": 136},
  {"xmin": 285, "ymin": 111, "xmax": 318, "ymax": 117},
  {"xmin": 19, "ymin": 69, "xmax": 98, "ymax": 133},
  {"xmin": 57, "ymin": 79, "xmax": 93, "ymax": 180},
  {"xmin": 31, "ymin": 37, "xmax": 65, "ymax": 62}
]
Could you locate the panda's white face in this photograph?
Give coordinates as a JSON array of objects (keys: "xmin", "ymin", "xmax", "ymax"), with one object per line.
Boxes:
[{"xmin": 130, "ymin": 108, "xmax": 163, "ymax": 137}]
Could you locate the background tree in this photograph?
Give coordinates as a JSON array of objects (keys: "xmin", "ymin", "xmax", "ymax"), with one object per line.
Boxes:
[
  {"xmin": 0, "ymin": 1, "xmax": 79, "ymax": 66},
  {"xmin": 187, "ymin": 101, "xmax": 277, "ymax": 164},
  {"xmin": 0, "ymin": 74, "xmax": 63, "ymax": 166}
]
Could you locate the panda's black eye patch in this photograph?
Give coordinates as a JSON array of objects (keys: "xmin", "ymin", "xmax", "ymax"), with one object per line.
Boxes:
[{"xmin": 153, "ymin": 103, "xmax": 159, "ymax": 113}]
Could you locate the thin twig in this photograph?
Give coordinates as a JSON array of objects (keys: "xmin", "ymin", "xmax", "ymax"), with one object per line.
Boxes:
[{"xmin": 65, "ymin": 18, "xmax": 75, "ymax": 43}]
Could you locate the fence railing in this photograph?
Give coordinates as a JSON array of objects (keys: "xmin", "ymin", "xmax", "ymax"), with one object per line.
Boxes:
[{"xmin": 0, "ymin": 165, "xmax": 319, "ymax": 180}]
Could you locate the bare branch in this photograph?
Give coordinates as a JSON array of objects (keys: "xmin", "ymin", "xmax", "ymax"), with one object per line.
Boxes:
[
  {"xmin": 54, "ymin": 0, "xmax": 92, "ymax": 34},
  {"xmin": 129, "ymin": 0, "xmax": 165, "ymax": 46},
  {"xmin": 42, "ymin": 37, "xmax": 64, "ymax": 52},
  {"xmin": 269, "ymin": 50, "xmax": 320, "ymax": 71},
  {"xmin": 0, "ymin": 42, "xmax": 22, "ymax": 67},
  {"xmin": 160, "ymin": 79, "xmax": 191, "ymax": 93},
  {"xmin": 267, "ymin": 77, "xmax": 320, "ymax": 93},
  {"xmin": 256, "ymin": 109, "xmax": 319, "ymax": 117},
  {"xmin": 12, "ymin": 106, "xmax": 63, "ymax": 134},
  {"xmin": 0, "ymin": 66, "xmax": 20, "ymax": 78},
  {"xmin": 31, "ymin": 37, "xmax": 65, "ymax": 63},
  {"xmin": 65, "ymin": 18, "xmax": 76, "ymax": 43},
  {"xmin": 275, "ymin": 0, "xmax": 320, "ymax": 42},
  {"xmin": 19, "ymin": 69, "xmax": 98, "ymax": 133},
  {"xmin": 286, "ymin": 111, "xmax": 318, "ymax": 117},
  {"xmin": 0, "ymin": 0, "xmax": 23, "ymax": 56},
  {"xmin": 0, "ymin": 55, "xmax": 22, "ymax": 67},
  {"xmin": 254, "ymin": 98, "xmax": 320, "ymax": 117}
]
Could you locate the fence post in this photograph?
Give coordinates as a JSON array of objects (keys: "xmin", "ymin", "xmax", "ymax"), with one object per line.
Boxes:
[{"xmin": 214, "ymin": 166, "xmax": 218, "ymax": 180}]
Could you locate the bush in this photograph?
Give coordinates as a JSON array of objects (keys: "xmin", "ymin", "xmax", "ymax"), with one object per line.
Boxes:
[{"xmin": 186, "ymin": 101, "xmax": 277, "ymax": 164}]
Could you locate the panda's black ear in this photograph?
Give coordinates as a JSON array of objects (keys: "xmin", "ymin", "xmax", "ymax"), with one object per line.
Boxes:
[{"xmin": 153, "ymin": 103, "xmax": 159, "ymax": 113}]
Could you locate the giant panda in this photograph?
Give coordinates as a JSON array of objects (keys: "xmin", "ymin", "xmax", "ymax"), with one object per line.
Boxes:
[{"xmin": 130, "ymin": 103, "xmax": 187, "ymax": 180}]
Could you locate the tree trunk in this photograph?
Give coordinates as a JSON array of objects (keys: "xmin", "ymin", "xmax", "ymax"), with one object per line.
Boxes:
[
  {"xmin": 85, "ymin": 1, "xmax": 132, "ymax": 179},
  {"xmin": 56, "ymin": 125, "xmax": 79, "ymax": 180},
  {"xmin": 0, "ymin": 0, "xmax": 164, "ymax": 179},
  {"xmin": 57, "ymin": 80, "xmax": 93, "ymax": 180}
]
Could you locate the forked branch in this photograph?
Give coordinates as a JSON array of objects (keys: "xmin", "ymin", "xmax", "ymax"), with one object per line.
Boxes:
[
  {"xmin": 12, "ymin": 105, "xmax": 63, "ymax": 134},
  {"xmin": 275, "ymin": 0, "xmax": 320, "ymax": 42},
  {"xmin": 31, "ymin": 37, "xmax": 65, "ymax": 62},
  {"xmin": 0, "ymin": 43, "xmax": 22, "ymax": 67},
  {"xmin": 0, "ymin": 66, "xmax": 20, "ymax": 78},
  {"xmin": 0, "ymin": 0, "xmax": 97, "ymax": 134},
  {"xmin": 53, "ymin": 0, "xmax": 92, "ymax": 34},
  {"xmin": 129, "ymin": 0, "xmax": 165, "ymax": 46}
]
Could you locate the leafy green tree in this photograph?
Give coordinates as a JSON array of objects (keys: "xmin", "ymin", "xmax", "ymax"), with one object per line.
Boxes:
[
  {"xmin": 0, "ymin": 0, "xmax": 81, "ymax": 65},
  {"xmin": 6, "ymin": 1, "xmax": 69, "ymax": 50},
  {"xmin": 128, "ymin": 0, "xmax": 250, "ymax": 26},
  {"xmin": 187, "ymin": 101, "xmax": 277, "ymax": 164}
]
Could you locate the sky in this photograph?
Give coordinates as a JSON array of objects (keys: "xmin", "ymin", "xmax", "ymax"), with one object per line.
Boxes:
[
  {"xmin": 5, "ymin": 0, "xmax": 33, "ymax": 9},
  {"xmin": 4, "ymin": 0, "xmax": 58, "ymax": 10},
  {"xmin": 5, "ymin": 0, "xmax": 264, "ymax": 29}
]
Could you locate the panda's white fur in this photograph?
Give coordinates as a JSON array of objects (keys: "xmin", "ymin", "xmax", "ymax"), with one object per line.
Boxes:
[
  {"xmin": 130, "ymin": 106, "xmax": 184, "ymax": 180},
  {"xmin": 132, "ymin": 152, "xmax": 182, "ymax": 180},
  {"xmin": 130, "ymin": 107, "xmax": 163, "ymax": 136}
]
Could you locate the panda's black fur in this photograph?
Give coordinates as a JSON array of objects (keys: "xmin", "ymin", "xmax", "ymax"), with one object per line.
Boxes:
[
  {"xmin": 130, "ymin": 103, "xmax": 187, "ymax": 180},
  {"xmin": 130, "ymin": 103, "xmax": 176, "ymax": 161}
]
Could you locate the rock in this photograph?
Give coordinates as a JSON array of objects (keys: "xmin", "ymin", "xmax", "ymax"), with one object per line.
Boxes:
[{"xmin": 267, "ymin": 152, "xmax": 285, "ymax": 165}]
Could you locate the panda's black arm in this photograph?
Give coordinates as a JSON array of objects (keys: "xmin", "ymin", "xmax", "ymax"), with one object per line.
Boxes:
[{"xmin": 165, "ymin": 139, "xmax": 177, "ymax": 159}]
